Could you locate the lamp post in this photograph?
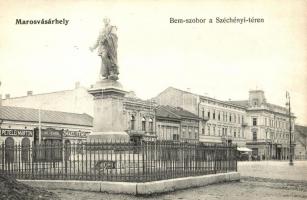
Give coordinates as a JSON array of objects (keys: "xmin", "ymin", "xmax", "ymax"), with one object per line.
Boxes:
[
  {"xmin": 38, "ymin": 108, "xmax": 41, "ymax": 144},
  {"xmin": 286, "ymin": 91, "xmax": 293, "ymax": 166}
]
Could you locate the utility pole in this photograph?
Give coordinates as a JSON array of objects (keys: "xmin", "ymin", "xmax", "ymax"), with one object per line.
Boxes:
[
  {"xmin": 38, "ymin": 108, "xmax": 41, "ymax": 144},
  {"xmin": 286, "ymin": 91, "xmax": 293, "ymax": 166}
]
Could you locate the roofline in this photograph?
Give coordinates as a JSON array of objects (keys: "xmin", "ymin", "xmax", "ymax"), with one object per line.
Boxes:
[
  {"xmin": 156, "ymin": 106, "xmax": 182, "ymax": 119},
  {"xmin": 0, "ymin": 118, "xmax": 93, "ymax": 127},
  {"xmin": 0, "ymin": 106, "xmax": 93, "ymax": 118},
  {"xmin": 156, "ymin": 116, "xmax": 181, "ymax": 122},
  {"xmin": 161, "ymin": 105, "xmax": 201, "ymax": 120},
  {"xmin": 246, "ymin": 108, "xmax": 296, "ymax": 118},
  {"xmin": 1, "ymin": 86, "xmax": 89, "ymax": 100},
  {"xmin": 295, "ymin": 124, "xmax": 307, "ymax": 128},
  {"xmin": 164, "ymin": 87, "xmax": 247, "ymax": 110}
]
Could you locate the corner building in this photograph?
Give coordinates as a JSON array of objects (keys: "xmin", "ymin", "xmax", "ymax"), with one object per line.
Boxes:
[
  {"xmin": 154, "ymin": 87, "xmax": 247, "ymax": 147},
  {"xmin": 227, "ymin": 90, "xmax": 295, "ymax": 160}
]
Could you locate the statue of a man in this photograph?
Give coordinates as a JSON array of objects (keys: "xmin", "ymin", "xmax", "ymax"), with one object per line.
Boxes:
[{"xmin": 90, "ymin": 18, "xmax": 119, "ymax": 81}]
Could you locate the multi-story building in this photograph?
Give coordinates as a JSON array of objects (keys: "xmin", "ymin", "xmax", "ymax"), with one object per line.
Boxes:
[
  {"xmin": 155, "ymin": 87, "xmax": 296, "ymax": 160},
  {"xmin": 228, "ymin": 90, "xmax": 295, "ymax": 160},
  {"xmin": 1, "ymin": 84, "xmax": 297, "ymax": 161},
  {"xmin": 0, "ymin": 84, "xmax": 157, "ymax": 144},
  {"xmin": 154, "ymin": 87, "xmax": 247, "ymax": 147}
]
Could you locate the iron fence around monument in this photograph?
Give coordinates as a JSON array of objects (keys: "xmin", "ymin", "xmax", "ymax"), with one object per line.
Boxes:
[{"xmin": 0, "ymin": 140, "xmax": 237, "ymax": 182}]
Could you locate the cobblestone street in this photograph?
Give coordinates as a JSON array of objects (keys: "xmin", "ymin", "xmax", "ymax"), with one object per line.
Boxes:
[{"xmin": 50, "ymin": 161, "xmax": 307, "ymax": 200}]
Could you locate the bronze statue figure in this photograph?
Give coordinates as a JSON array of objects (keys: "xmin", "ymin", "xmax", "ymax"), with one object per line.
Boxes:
[{"xmin": 90, "ymin": 18, "xmax": 119, "ymax": 81}]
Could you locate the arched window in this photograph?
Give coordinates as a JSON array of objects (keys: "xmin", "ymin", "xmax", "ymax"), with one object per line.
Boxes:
[
  {"xmin": 64, "ymin": 140, "xmax": 71, "ymax": 161},
  {"xmin": 5, "ymin": 137, "xmax": 14, "ymax": 163},
  {"xmin": 21, "ymin": 138, "xmax": 30, "ymax": 162},
  {"xmin": 142, "ymin": 117, "xmax": 146, "ymax": 131},
  {"xmin": 130, "ymin": 115, "xmax": 135, "ymax": 130},
  {"xmin": 148, "ymin": 118, "xmax": 153, "ymax": 132}
]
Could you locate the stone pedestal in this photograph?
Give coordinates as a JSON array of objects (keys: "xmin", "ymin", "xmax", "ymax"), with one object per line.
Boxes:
[{"xmin": 87, "ymin": 79, "xmax": 130, "ymax": 142}]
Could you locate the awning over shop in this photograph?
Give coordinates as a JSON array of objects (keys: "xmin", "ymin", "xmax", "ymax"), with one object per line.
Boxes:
[{"xmin": 237, "ymin": 147, "xmax": 253, "ymax": 152}]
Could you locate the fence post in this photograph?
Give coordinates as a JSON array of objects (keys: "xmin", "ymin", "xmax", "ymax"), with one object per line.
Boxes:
[
  {"xmin": 235, "ymin": 144, "xmax": 238, "ymax": 172},
  {"xmin": 31, "ymin": 142, "xmax": 34, "ymax": 179},
  {"xmin": 1, "ymin": 143, "xmax": 4, "ymax": 172},
  {"xmin": 64, "ymin": 142, "xmax": 68, "ymax": 179},
  {"xmin": 213, "ymin": 144, "xmax": 217, "ymax": 174}
]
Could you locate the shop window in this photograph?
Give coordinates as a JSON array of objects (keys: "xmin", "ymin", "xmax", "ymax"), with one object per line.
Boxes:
[
  {"xmin": 21, "ymin": 138, "xmax": 30, "ymax": 162},
  {"xmin": 5, "ymin": 137, "xmax": 14, "ymax": 163},
  {"xmin": 64, "ymin": 140, "xmax": 71, "ymax": 160}
]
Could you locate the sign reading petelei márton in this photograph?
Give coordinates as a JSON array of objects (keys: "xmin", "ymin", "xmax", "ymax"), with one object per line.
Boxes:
[{"xmin": 15, "ymin": 18, "xmax": 69, "ymax": 25}]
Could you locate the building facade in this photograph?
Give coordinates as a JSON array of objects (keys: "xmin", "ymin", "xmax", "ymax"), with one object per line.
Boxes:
[
  {"xmin": 228, "ymin": 90, "xmax": 295, "ymax": 160},
  {"xmin": 155, "ymin": 105, "xmax": 202, "ymax": 142},
  {"xmin": 155, "ymin": 87, "xmax": 296, "ymax": 160},
  {"xmin": 1, "ymin": 85, "xmax": 297, "ymax": 161},
  {"xmin": 0, "ymin": 106, "xmax": 93, "ymax": 163},
  {"xmin": 154, "ymin": 87, "xmax": 247, "ymax": 147},
  {"xmin": 0, "ymin": 106, "xmax": 93, "ymax": 146},
  {"xmin": 123, "ymin": 97, "xmax": 156, "ymax": 142}
]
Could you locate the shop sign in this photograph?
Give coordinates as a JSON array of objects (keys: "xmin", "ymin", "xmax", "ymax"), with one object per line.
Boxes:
[
  {"xmin": 63, "ymin": 130, "xmax": 89, "ymax": 138},
  {"xmin": 0, "ymin": 129, "xmax": 33, "ymax": 137},
  {"xmin": 41, "ymin": 128, "xmax": 62, "ymax": 139}
]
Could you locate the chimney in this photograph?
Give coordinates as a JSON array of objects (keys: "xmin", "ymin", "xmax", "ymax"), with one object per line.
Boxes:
[
  {"xmin": 27, "ymin": 91, "xmax": 33, "ymax": 96},
  {"xmin": 5, "ymin": 94, "xmax": 10, "ymax": 99},
  {"xmin": 75, "ymin": 81, "xmax": 80, "ymax": 89}
]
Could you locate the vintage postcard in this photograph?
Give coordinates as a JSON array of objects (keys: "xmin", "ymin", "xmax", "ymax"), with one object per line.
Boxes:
[{"xmin": 0, "ymin": 0, "xmax": 306, "ymax": 199}]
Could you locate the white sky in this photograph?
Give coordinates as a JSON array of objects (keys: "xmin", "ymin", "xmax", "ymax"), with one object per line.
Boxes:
[{"xmin": 0, "ymin": 0, "xmax": 306, "ymax": 125}]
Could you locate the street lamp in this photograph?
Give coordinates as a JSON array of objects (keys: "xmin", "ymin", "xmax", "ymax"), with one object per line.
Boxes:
[{"xmin": 286, "ymin": 91, "xmax": 293, "ymax": 166}]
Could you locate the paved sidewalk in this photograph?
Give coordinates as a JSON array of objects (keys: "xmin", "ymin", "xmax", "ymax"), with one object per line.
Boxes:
[
  {"xmin": 238, "ymin": 160, "xmax": 307, "ymax": 181},
  {"xmin": 50, "ymin": 160, "xmax": 307, "ymax": 199}
]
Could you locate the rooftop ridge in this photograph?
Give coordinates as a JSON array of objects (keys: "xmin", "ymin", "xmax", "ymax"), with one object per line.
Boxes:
[{"xmin": 1, "ymin": 86, "xmax": 89, "ymax": 100}]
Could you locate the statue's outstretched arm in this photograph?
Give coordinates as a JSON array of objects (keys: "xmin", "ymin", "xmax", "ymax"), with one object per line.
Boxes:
[{"xmin": 90, "ymin": 31, "xmax": 104, "ymax": 51}]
